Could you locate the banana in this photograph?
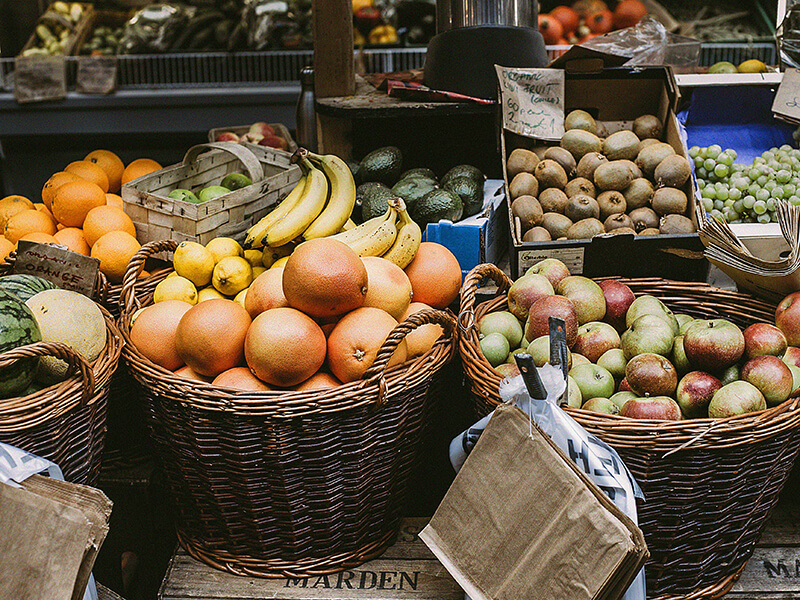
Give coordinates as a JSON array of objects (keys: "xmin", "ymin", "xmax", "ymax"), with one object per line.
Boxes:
[
  {"xmin": 381, "ymin": 198, "xmax": 421, "ymax": 269},
  {"xmin": 244, "ymin": 169, "xmax": 308, "ymax": 249},
  {"xmin": 330, "ymin": 201, "xmax": 398, "ymax": 257},
  {"xmin": 330, "ymin": 210, "xmax": 392, "ymax": 246},
  {"xmin": 263, "ymin": 153, "xmax": 328, "ymax": 248},
  {"xmin": 340, "ymin": 218, "xmax": 357, "ymax": 232},
  {"xmin": 301, "ymin": 152, "xmax": 357, "ymax": 240}
]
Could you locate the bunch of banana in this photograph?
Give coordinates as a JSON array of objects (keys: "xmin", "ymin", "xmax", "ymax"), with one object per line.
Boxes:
[{"xmin": 244, "ymin": 148, "xmax": 356, "ymax": 250}]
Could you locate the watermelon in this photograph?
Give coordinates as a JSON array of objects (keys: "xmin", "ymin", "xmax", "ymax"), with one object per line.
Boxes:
[
  {"xmin": 0, "ymin": 274, "xmax": 58, "ymax": 303},
  {"xmin": 0, "ymin": 288, "xmax": 42, "ymax": 398}
]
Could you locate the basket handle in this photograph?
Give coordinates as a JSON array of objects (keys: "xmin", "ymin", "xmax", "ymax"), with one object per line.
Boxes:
[
  {"xmin": 0, "ymin": 341, "xmax": 95, "ymax": 405},
  {"xmin": 181, "ymin": 142, "xmax": 265, "ymax": 184},
  {"xmin": 119, "ymin": 239, "xmax": 179, "ymax": 317},
  {"xmin": 362, "ymin": 308, "xmax": 456, "ymax": 403},
  {"xmin": 458, "ymin": 263, "xmax": 513, "ymax": 332}
]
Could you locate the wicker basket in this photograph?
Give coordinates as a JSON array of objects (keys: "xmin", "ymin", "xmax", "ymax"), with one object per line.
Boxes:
[
  {"xmin": 118, "ymin": 240, "xmax": 458, "ymax": 578},
  {"xmin": 0, "ymin": 307, "xmax": 122, "ymax": 486},
  {"xmin": 458, "ymin": 262, "xmax": 800, "ymax": 600}
]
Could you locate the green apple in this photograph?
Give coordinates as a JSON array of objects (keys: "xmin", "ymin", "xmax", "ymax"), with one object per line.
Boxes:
[
  {"xmin": 197, "ymin": 185, "xmax": 231, "ymax": 203},
  {"xmin": 479, "ymin": 311, "xmax": 524, "ymax": 348},
  {"xmin": 569, "ymin": 363, "xmax": 615, "ymax": 403},
  {"xmin": 480, "ymin": 332, "xmax": 509, "ymax": 368},
  {"xmin": 168, "ymin": 188, "xmax": 200, "ymax": 203},
  {"xmin": 220, "ymin": 172, "xmax": 253, "ymax": 191}
]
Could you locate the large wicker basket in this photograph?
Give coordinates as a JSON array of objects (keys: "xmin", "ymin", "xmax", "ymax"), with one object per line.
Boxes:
[
  {"xmin": 0, "ymin": 307, "xmax": 122, "ymax": 486},
  {"xmin": 458, "ymin": 262, "xmax": 800, "ymax": 600},
  {"xmin": 118, "ymin": 240, "xmax": 458, "ymax": 578}
]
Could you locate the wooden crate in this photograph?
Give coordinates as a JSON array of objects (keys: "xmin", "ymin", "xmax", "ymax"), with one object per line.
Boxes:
[
  {"xmin": 208, "ymin": 123, "xmax": 299, "ymax": 153},
  {"xmin": 20, "ymin": 2, "xmax": 95, "ymax": 57},
  {"xmin": 121, "ymin": 141, "xmax": 302, "ymax": 245}
]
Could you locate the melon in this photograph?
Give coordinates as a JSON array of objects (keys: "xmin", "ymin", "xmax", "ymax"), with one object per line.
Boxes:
[
  {"xmin": 26, "ymin": 289, "xmax": 106, "ymax": 382},
  {"xmin": 0, "ymin": 274, "xmax": 58, "ymax": 302},
  {"xmin": 0, "ymin": 288, "xmax": 42, "ymax": 397}
]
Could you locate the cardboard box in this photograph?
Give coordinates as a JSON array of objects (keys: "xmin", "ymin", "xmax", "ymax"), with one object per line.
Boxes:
[{"xmin": 504, "ymin": 64, "xmax": 708, "ymax": 280}]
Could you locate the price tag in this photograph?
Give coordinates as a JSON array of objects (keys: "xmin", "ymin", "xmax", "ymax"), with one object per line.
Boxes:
[
  {"xmin": 13, "ymin": 241, "xmax": 100, "ymax": 297},
  {"xmin": 76, "ymin": 56, "xmax": 117, "ymax": 95},
  {"xmin": 13, "ymin": 55, "xmax": 67, "ymax": 104},
  {"xmin": 495, "ymin": 65, "xmax": 565, "ymax": 141},
  {"xmin": 519, "ymin": 246, "xmax": 585, "ymax": 274},
  {"xmin": 772, "ymin": 68, "xmax": 800, "ymax": 125}
]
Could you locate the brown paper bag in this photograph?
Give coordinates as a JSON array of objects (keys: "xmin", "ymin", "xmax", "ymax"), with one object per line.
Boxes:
[
  {"xmin": 420, "ymin": 403, "xmax": 648, "ymax": 600},
  {"xmin": 0, "ymin": 474, "xmax": 112, "ymax": 600}
]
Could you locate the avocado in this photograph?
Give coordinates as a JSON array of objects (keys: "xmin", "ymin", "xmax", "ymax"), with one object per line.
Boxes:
[
  {"xmin": 391, "ymin": 177, "xmax": 437, "ymax": 212},
  {"xmin": 412, "ymin": 188, "xmax": 463, "ymax": 227},
  {"xmin": 358, "ymin": 181, "xmax": 396, "ymax": 221},
  {"xmin": 357, "ymin": 146, "xmax": 403, "ymax": 186},
  {"xmin": 444, "ymin": 175, "xmax": 484, "ymax": 217},
  {"xmin": 399, "ymin": 167, "xmax": 438, "ymax": 183},
  {"xmin": 441, "ymin": 164, "xmax": 484, "ymax": 188}
]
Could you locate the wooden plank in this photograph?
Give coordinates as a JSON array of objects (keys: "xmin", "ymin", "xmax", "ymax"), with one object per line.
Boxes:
[
  {"xmin": 727, "ymin": 547, "xmax": 800, "ymax": 599},
  {"xmin": 311, "ymin": 0, "xmax": 354, "ymax": 99}
]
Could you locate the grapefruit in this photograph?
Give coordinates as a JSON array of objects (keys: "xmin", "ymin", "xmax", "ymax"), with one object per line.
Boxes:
[
  {"xmin": 403, "ymin": 242, "xmax": 462, "ymax": 309},
  {"xmin": 212, "ymin": 366, "xmax": 271, "ymax": 391},
  {"xmin": 130, "ymin": 300, "xmax": 193, "ymax": 371},
  {"xmin": 174, "ymin": 365, "xmax": 211, "ymax": 382},
  {"xmin": 293, "ymin": 371, "xmax": 342, "ymax": 391},
  {"xmin": 401, "ymin": 302, "xmax": 445, "ymax": 358},
  {"xmin": 361, "ymin": 256, "xmax": 413, "ymax": 320},
  {"xmin": 244, "ymin": 267, "xmax": 288, "ymax": 317}
]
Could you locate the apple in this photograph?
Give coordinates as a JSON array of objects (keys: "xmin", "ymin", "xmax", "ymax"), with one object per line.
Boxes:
[
  {"xmin": 479, "ymin": 311, "xmax": 525, "ymax": 348},
  {"xmin": 507, "ymin": 274, "xmax": 555, "ymax": 320},
  {"xmin": 708, "ymin": 380, "xmax": 766, "ymax": 418},
  {"xmin": 776, "ymin": 291, "xmax": 800, "ymax": 346},
  {"xmin": 526, "ymin": 335, "xmax": 572, "ymax": 369},
  {"xmin": 720, "ymin": 363, "xmax": 740, "ymax": 385},
  {"xmin": 569, "ymin": 363, "xmax": 615, "ymax": 403},
  {"xmin": 215, "ymin": 131, "xmax": 240, "ymax": 142},
  {"xmin": 620, "ymin": 396, "xmax": 682, "ymax": 420},
  {"xmin": 621, "ymin": 314, "xmax": 675, "ymax": 359},
  {"xmin": 787, "ymin": 364, "xmax": 800, "ymax": 394},
  {"xmin": 783, "ymin": 346, "xmax": 800, "ymax": 368},
  {"xmin": 740, "ymin": 355, "xmax": 794, "ymax": 406},
  {"xmin": 480, "ymin": 332, "xmax": 509, "ymax": 367},
  {"xmin": 565, "ymin": 375, "xmax": 582, "ymax": 408},
  {"xmin": 597, "ymin": 348, "xmax": 627, "ymax": 382},
  {"xmin": 597, "ymin": 280, "xmax": 635, "ymax": 333},
  {"xmin": 505, "ymin": 347, "xmax": 527, "ymax": 364},
  {"xmin": 556, "ymin": 276, "xmax": 606, "ymax": 324},
  {"xmin": 679, "ymin": 317, "xmax": 701, "ymax": 335},
  {"xmin": 571, "ymin": 353, "xmax": 591, "ymax": 366},
  {"xmin": 260, "ymin": 134, "xmax": 289, "ymax": 150},
  {"xmin": 625, "ymin": 352, "xmax": 678, "ymax": 397},
  {"xmin": 525, "ymin": 258, "xmax": 571, "ymax": 289},
  {"xmin": 743, "ymin": 322, "xmax": 788, "ymax": 360},
  {"xmin": 249, "ymin": 121, "xmax": 276, "ymax": 137},
  {"xmin": 675, "ymin": 313, "xmax": 694, "ymax": 333},
  {"xmin": 683, "ymin": 319, "xmax": 744, "ymax": 372},
  {"xmin": 573, "ymin": 321, "xmax": 621, "ymax": 362},
  {"xmin": 609, "ymin": 390, "xmax": 637, "ymax": 411},
  {"xmin": 671, "ymin": 335, "xmax": 691, "ymax": 374},
  {"xmin": 625, "ymin": 294, "xmax": 679, "ymax": 335},
  {"xmin": 581, "ymin": 397, "xmax": 620, "ymax": 415},
  {"xmin": 241, "ymin": 132, "xmax": 264, "ymax": 144},
  {"xmin": 618, "ymin": 377, "xmax": 632, "ymax": 392},
  {"xmin": 676, "ymin": 371, "xmax": 722, "ymax": 419},
  {"xmin": 495, "ymin": 363, "xmax": 521, "ymax": 379},
  {"xmin": 525, "ymin": 295, "xmax": 579, "ymax": 348}
]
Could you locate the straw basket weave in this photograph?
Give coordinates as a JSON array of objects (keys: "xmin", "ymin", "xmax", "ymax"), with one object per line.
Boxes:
[
  {"xmin": 458, "ymin": 262, "xmax": 800, "ymax": 600},
  {"xmin": 0, "ymin": 307, "xmax": 122, "ymax": 486},
  {"xmin": 118, "ymin": 240, "xmax": 457, "ymax": 578}
]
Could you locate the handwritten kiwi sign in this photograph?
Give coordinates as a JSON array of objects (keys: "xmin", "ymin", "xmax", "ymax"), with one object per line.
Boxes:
[
  {"xmin": 14, "ymin": 241, "xmax": 100, "ymax": 297},
  {"xmin": 495, "ymin": 65, "xmax": 565, "ymax": 141},
  {"xmin": 772, "ymin": 68, "xmax": 800, "ymax": 125}
]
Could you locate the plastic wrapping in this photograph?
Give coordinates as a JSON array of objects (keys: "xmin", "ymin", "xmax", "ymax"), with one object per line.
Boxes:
[
  {"xmin": 118, "ymin": 3, "xmax": 195, "ymax": 54},
  {"xmin": 778, "ymin": 2, "xmax": 800, "ymax": 69}
]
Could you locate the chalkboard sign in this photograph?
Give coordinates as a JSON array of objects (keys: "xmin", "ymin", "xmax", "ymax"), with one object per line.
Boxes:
[
  {"xmin": 76, "ymin": 56, "xmax": 117, "ymax": 95},
  {"xmin": 13, "ymin": 55, "xmax": 67, "ymax": 104},
  {"xmin": 495, "ymin": 65, "xmax": 565, "ymax": 141}
]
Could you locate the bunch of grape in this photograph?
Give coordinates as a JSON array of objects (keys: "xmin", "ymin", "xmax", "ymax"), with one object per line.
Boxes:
[{"xmin": 689, "ymin": 144, "xmax": 800, "ymax": 224}]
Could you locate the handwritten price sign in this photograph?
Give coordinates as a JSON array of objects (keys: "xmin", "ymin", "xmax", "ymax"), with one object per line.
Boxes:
[
  {"xmin": 495, "ymin": 65, "xmax": 565, "ymax": 141},
  {"xmin": 773, "ymin": 68, "xmax": 800, "ymax": 126}
]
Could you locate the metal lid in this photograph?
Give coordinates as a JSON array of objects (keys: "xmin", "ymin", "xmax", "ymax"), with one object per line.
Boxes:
[{"xmin": 300, "ymin": 66, "xmax": 314, "ymax": 85}]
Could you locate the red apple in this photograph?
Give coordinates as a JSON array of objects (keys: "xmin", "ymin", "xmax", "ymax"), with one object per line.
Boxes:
[
  {"xmin": 740, "ymin": 355, "xmax": 794, "ymax": 406},
  {"xmin": 708, "ymin": 380, "xmax": 766, "ymax": 418},
  {"xmin": 625, "ymin": 352, "xmax": 678, "ymax": 397},
  {"xmin": 525, "ymin": 295, "xmax": 578, "ymax": 348},
  {"xmin": 683, "ymin": 319, "xmax": 744, "ymax": 372},
  {"xmin": 783, "ymin": 346, "xmax": 800, "ymax": 368},
  {"xmin": 618, "ymin": 377, "xmax": 632, "ymax": 392},
  {"xmin": 581, "ymin": 397, "xmax": 619, "ymax": 415},
  {"xmin": 743, "ymin": 322, "xmax": 788, "ymax": 360},
  {"xmin": 215, "ymin": 131, "xmax": 240, "ymax": 142},
  {"xmin": 776, "ymin": 291, "xmax": 800, "ymax": 346},
  {"xmin": 249, "ymin": 121, "xmax": 276, "ymax": 137},
  {"xmin": 573, "ymin": 321, "xmax": 621, "ymax": 363},
  {"xmin": 598, "ymin": 279, "xmax": 635, "ymax": 333},
  {"xmin": 495, "ymin": 363, "xmax": 521, "ymax": 379},
  {"xmin": 676, "ymin": 371, "xmax": 722, "ymax": 419},
  {"xmin": 260, "ymin": 134, "xmax": 289, "ymax": 150},
  {"xmin": 556, "ymin": 275, "xmax": 606, "ymax": 324},
  {"xmin": 620, "ymin": 396, "xmax": 682, "ymax": 420},
  {"xmin": 507, "ymin": 273, "xmax": 555, "ymax": 320},
  {"xmin": 241, "ymin": 132, "xmax": 264, "ymax": 144},
  {"xmin": 571, "ymin": 353, "xmax": 591, "ymax": 366},
  {"xmin": 525, "ymin": 258, "xmax": 571, "ymax": 289}
]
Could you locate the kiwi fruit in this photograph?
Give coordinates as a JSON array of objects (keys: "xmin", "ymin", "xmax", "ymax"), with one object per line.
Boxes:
[
  {"xmin": 564, "ymin": 177, "xmax": 596, "ymax": 199},
  {"xmin": 593, "ymin": 160, "xmax": 634, "ymax": 191},
  {"xmin": 605, "ymin": 226, "xmax": 637, "ymax": 236},
  {"xmin": 564, "ymin": 109, "xmax": 597, "ymax": 135},
  {"xmin": 618, "ymin": 159, "xmax": 643, "ymax": 179},
  {"xmin": 532, "ymin": 146, "xmax": 550, "ymax": 160},
  {"xmin": 565, "ymin": 194, "xmax": 600, "ymax": 222},
  {"xmin": 633, "ymin": 114, "xmax": 663, "ymax": 140},
  {"xmin": 660, "ymin": 214, "xmax": 696, "ymax": 234},
  {"xmin": 542, "ymin": 212, "xmax": 574, "ymax": 239},
  {"xmin": 534, "ymin": 159, "xmax": 569, "ymax": 190},
  {"xmin": 576, "ymin": 152, "xmax": 608, "ymax": 180},
  {"xmin": 639, "ymin": 138, "xmax": 661, "ymax": 149},
  {"xmin": 539, "ymin": 187, "xmax": 569, "ymax": 213},
  {"xmin": 595, "ymin": 121, "xmax": 609, "ymax": 139},
  {"xmin": 654, "ymin": 155, "xmax": 692, "ymax": 188},
  {"xmin": 544, "ymin": 146, "xmax": 577, "ymax": 178},
  {"xmin": 604, "ymin": 213, "xmax": 635, "ymax": 232},
  {"xmin": 603, "ymin": 130, "xmax": 641, "ymax": 161},
  {"xmin": 596, "ymin": 190, "xmax": 626, "ymax": 221},
  {"xmin": 560, "ymin": 129, "xmax": 603, "ymax": 162},
  {"xmin": 509, "ymin": 172, "xmax": 539, "ymax": 200},
  {"xmin": 639, "ymin": 228, "xmax": 661, "ymax": 236},
  {"xmin": 511, "ymin": 195, "xmax": 544, "ymax": 230},
  {"xmin": 507, "ymin": 148, "xmax": 539, "ymax": 178},
  {"xmin": 635, "ymin": 142, "xmax": 675, "ymax": 177},
  {"xmin": 566, "ymin": 217, "xmax": 605, "ymax": 240},
  {"xmin": 523, "ymin": 227, "xmax": 552, "ymax": 242},
  {"xmin": 651, "ymin": 187, "xmax": 688, "ymax": 216},
  {"xmin": 623, "ymin": 178, "xmax": 655, "ymax": 211},
  {"xmin": 629, "ymin": 207, "xmax": 659, "ymax": 232}
]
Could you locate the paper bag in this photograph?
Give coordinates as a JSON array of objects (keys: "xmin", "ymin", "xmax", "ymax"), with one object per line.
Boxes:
[{"xmin": 420, "ymin": 404, "xmax": 648, "ymax": 600}]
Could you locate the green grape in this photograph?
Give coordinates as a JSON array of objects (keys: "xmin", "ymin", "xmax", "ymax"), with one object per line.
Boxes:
[
  {"xmin": 707, "ymin": 145, "xmax": 722, "ymax": 159},
  {"xmin": 768, "ymin": 160, "xmax": 782, "ymax": 172},
  {"xmin": 753, "ymin": 199, "xmax": 768, "ymax": 214},
  {"xmin": 784, "ymin": 183, "xmax": 796, "ymax": 196},
  {"xmin": 717, "ymin": 153, "xmax": 734, "ymax": 167},
  {"xmin": 702, "ymin": 197, "xmax": 714, "ymax": 211},
  {"xmin": 730, "ymin": 219, "xmax": 743, "ymax": 224},
  {"xmin": 733, "ymin": 199, "xmax": 744, "ymax": 212},
  {"xmin": 723, "ymin": 208, "xmax": 738, "ymax": 222},
  {"xmin": 716, "ymin": 187, "xmax": 730, "ymax": 200},
  {"xmin": 688, "ymin": 146, "xmax": 701, "ymax": 158},
  {"xmin": 733, "ymin": 177, "xmax": 749, "ymax": 191},
  {"xmin": 757, "ymin": 213, "xmax": 772, "ymax": 224},
  {"xmin": 748, "ymin": 183, "xmax": 761, "ymax": 196},
  {"xmin": 713, "ymin": 199, "xmax": 724, "ymax": 210},
  {"xmin": 727, "ymin": 149, "xmax": 738, "ymax": 160},
  {"xmin": 763, "ymin": 150, "xmax": 776, "ymax": 160},
  {"xmin": 764, "ymin": 180, "xmax": 777, "ymax": 191},
  {"xmin": 694, "ymin": 156, "xmax": 705, "ymax": 169},
  {"xmin": 731, "ymin": 163, "xmax": 746, "ymax": 173},
  {"xmin": 697, "ymin": 179, "xmax": 706, "ymax": 190},
  {"xmin": 723, "ymin": 198, "xmax": 735, "ymax": 208},
  {"xmin": 756, "ymin": 188, "xmax": 770, "ymax": 202},
  {"xmin": 781, "ymin": 144, "xmax": 793, "ymax": 152},
  {"xmin": 729, "ymin": 188, "xmax": 742, "ymax": 200},
  {"xmin": 777, "ymin": 169, "xmax": 792, "ymax": 183},
  {"xmin": 772, "ymin": 186, "xmax": 785, "ymax": 200},
  {"xmin": 701, "ymin": 187, "xmax": 716, "ymax": 199},
  {"xmin": 757, "ymin": 175, "xmax": 769, "ymax": 187},
  {"xmin": 767, "ymin": 198, "xmax": 776, "ymax": 211},
  {"xmin": 703, "ymin": 158, "xmax": 716, "ymax": 171},
  {"xmin": 790, "ymin": 195, "xmax": 800, "ymax": 206},
  {"xmin": 714, "ymin": 164, "xmax": 729, "ymax": 178},
  {"xmin": 696, "ymin": 167, "xmax": 709, "ymax": 180},
  {"xmin": 753, "ymin": 157, "xmax": 767, "ymax": 166},
  {"xmin": 710, "ymin": 208, "xmax": 724, "ymax": 220},
  {"xmin": 743, "ymin": 195, "xmax": 756, "ymax": 209},
  {"xmin": 748, "ymin": 168, "xmax": 761, "ymax": 181}
]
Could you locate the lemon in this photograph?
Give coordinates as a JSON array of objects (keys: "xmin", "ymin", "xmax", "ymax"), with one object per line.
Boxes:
[
  {"xmin": 197, "ymin": 286, "xmax": 226, "ymax": 302},
  {"xmin": 212, "ymin": 256, "xmax": 252, "ymax": 296},
  {"xmin": 153, "ymin": 275, "xmax": 198, "ymax": 304},
  {"xmin": 251, "ymin": 266, "xmax": 266, "ymax": 279},
  {"xmin": 166, "ymin": 270, "xmax": 178, "ymax": 279},
  {"xmin": 234, "ymin": 287, "xmax": 248, "ymax": 309},
  {"xmin": 243, "ymin": 248, "xmax": 263, "ymax": 268},
  {"xmin": 270, "ymin": 256, "xmax": 289, "ymax": 270},
  {"xmin": 738, "ymin": 59, "xmax": 767, "ymax": 73},
  {"xmin": 173, "ymin": 241, "xmax": 215, "ymax": 287},
  {"xmin": 206, "ymin": 236, "xmax": 243, "ymax": 263}
]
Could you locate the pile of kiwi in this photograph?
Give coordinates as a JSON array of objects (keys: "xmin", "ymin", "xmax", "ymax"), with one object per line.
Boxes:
[{"xmin": 507, "ymin": 110, "xmax": 696, "ymax": 243}]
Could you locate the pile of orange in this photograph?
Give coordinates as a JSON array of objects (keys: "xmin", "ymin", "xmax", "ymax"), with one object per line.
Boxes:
[{"xmin": 0, "ymin": 149, "xmax": 163, "ymax": 283}]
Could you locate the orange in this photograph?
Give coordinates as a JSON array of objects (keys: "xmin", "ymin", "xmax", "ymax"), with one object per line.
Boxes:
[
  {"xmin": 5, "ymin": 209, "xmax": 57, "ymax": 244},
  {"xmin": 130, "ymin": 300, "xmax": 194, "ymax": 371},
  {"xmin": 244, "ymin": 267, "xmax": 288, "ymax": 318},
  {"xmin": 0, "ymin": 237, "xmax": 13, "ymax": 262},
  {"xmin": 105, "ymin": 193, "xmax": 123, "ymax": 209},
  {"xmin": 174, "ymin": 365, "xmax": 211, "ymax": 382},
  {"xmin": 16, "ymin": 232, "xmax": 59, "ymax": 248},
  {"xmin": 244, "ymin": 307, "xmax": 326, "ymax": 387},
  {"xmin": 41, "ymin": 172, "xmax": 81, "ymax": 210},
  {"xmin": 65, "ymin": 160, "xmax": 110, "ymax": 193},
  {"xmin": 90, "ymin": 230, "xmax": 141, "ymax": 284},
  {"xmin": 84, "ymin": 149, "xmax": 125, "ymax": 193},
  {"xmin": 361, "ymin": 256, "xmax": 413, "ymax": 320},
  {"xmin": 82, "ymin": 205, "xmax": 136, "ymax": 248},
  {"xmin": 33, "ymin": 203, "xmax": 55, "ymax": 220},
  {"xmin": 293, "ymin": 371, "xmax": 342, "ymax": 391},
  {"xmin": 282, "ymin": 238, "xmax": 368, "ymax": 319},
  {"xmin": 54, "ymin": 227, "xmax": 91, "ymax": 255},
  {"xmin": 51, "ymin": 179, "xmax": 107, "ymax": 228},
  {"xmin": 0, "ymin": 195, "xmax": 35, "ymax": 231},
  {"xmin": 326, "ymin": 306, "xmax": 408, "ymax": 383},
  {"xmin": 401, "ymin": 302, "xmax": 445, "ymax": 358},
  {"xmin": 212, "ymin": 367, "xmax": 271, "ymax": 391},
  {"xmin": 403, "ymin": 242, "xmax": 462, "ymax": 309},
  {"xmin": 121, "ymin": 158, "xmax": 162, "ymax": 185}
]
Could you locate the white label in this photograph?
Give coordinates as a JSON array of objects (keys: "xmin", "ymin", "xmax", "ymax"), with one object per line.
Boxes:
[
  {"xmin": 772, "ymin": 68, "xmax": 800, "ymax": 124},
  {"xmin": 495, "ymin": 66, "xmax": 565, "ymax": 141},
  {"xmin": 518, "ymin": 247, "xmax": 585, "ymax": 274}
]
